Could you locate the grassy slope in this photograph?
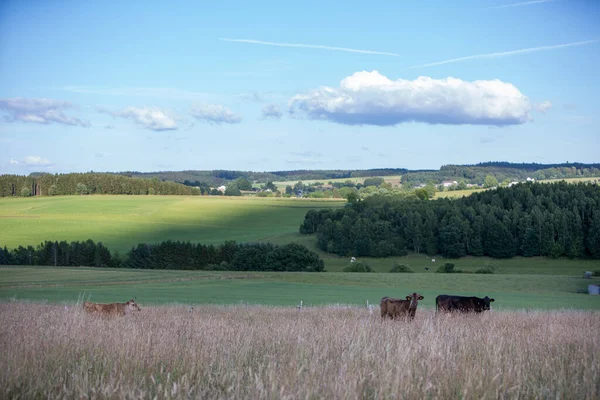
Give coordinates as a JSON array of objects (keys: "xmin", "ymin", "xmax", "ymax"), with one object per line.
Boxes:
[{"xmin": 0, "ymin": 195, "xmax": 344, "ymax": 253}]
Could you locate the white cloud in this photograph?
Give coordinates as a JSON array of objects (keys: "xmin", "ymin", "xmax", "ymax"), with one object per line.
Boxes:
[
  {"xmin": 101, "ymin": 106, "xmax": 178, "ymax": 131},
  {"xmin": 219, "ymin": 38, "xmax": 400, "ymax": 57},
  {"xmin": 9, "ymin": 158, "xmax": 19, "ymax": 165},
  {"xmin": 262, "ymin": 104, "xmax": 283, "ymax": 119},
  {"xmin": 0, "ymin": 98, "xmax": 90, "ymax": 127},
  {"xmin": 190, "ymin": 104, "xmax": 242, "ymax": 124},
  {"xmin": 492, "ymin": 0, "xmax": 556, "ymax": 9},
  {"xmin": 289, "ymin": 70, "xmax": 535, "ymax": 126},
  {"xmin": 407, "ymin": 40, "xmax": 598, "ymax": 69},
  {"xmin": 23, "ymin": 156, "xmax": 53, "ymax": 167},
  {"xmin": 535, "ymin": 101, "xmax": 552, "ymax": 113}
]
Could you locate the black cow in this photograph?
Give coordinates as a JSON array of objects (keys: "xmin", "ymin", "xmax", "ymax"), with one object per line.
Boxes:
[{"xmin": 436, "ymin": 295, "xmax": 495, "ymax": 313}]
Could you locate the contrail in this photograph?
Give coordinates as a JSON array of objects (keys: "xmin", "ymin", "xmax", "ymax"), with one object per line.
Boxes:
[
  {"xmin": 492, "ymin": 0, "xmax": 556, "ymax": 9},
  {"xmin": 218, "ymin": 38, "xmax": 400, "ymax": 57},
  {"xmin": 406, "ymin": 39, "xmax": 599, "ymax": 69}
]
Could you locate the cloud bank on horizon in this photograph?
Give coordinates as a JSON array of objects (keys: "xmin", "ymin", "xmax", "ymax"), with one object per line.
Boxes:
[{"xmin": 289, "ymin": 71, "xmax": 540, "ymax": 126}]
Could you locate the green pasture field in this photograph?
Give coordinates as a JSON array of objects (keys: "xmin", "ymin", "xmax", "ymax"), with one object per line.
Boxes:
[
  {"xmin": 0, "ymin": 195, "xmax": 344, "ymax": 253},
  {"xmin": 2, "ymin": 195, "xmax": 600, "ymax": 275},
  {"xmin": 1, "ymin": 266, "xmax": 599, "ymax": 310},
  {"xmin": 277, "ymin": 233, "xmax": 600, "ymax": 273}
]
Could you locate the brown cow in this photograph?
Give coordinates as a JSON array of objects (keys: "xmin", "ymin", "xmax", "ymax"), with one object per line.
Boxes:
[
  {"xmin": 435, "ymin": 294, "xmax": 495, "ymax": 313},
  {"xmin": 380, "ymin": 293, "xmax": 424, "ymax": 320},
  {"xmin": 83, "ymin": 298, "xmax": 141, "ymax": 316}
]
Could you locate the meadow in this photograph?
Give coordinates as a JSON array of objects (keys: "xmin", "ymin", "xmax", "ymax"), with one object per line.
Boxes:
[
  {"xmin": 3, "ymin": 195, "xmax": 599, "ymax": 273},
  {"xmin": 0, "ymin": 195, "xmax": 344, "ymax": 254},
  {"xmin": 1, "ymin": 266, "xmax": 599, "ymax": 310},
  {"xmin": 1, "ymin": 195, "xmax": 599, "ymax": 310},
  {"xmin": 1, "ymin": 303, "xmax": 598, "ymax": 399}
]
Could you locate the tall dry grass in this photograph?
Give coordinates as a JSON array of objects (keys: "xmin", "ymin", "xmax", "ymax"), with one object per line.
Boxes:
[{"xmin": 0, "ymin": 303, "xmax": 598, "ymax": 399}]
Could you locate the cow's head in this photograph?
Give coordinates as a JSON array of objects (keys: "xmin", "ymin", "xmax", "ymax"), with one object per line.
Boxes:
[
  {"xmin": 405, "ymin": 293, "xmax": 424, "ymax": 308},
  {"xmin": 482, "ymin": 296, "xmax": 495, "ymax": 311},
  {"xmin": 127, "ymin": 299, "xmax": 141, "ymax": 312}
]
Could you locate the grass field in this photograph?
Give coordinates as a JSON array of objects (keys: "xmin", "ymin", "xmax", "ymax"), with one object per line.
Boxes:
[
  {"xmin": 2, "ymin": 195, "xmax": 600, "ymax": 275},
  {"xmin": 2, "ymin": 266, "xmax": 599, "ymax": 310},
  {"xmin": 1, "ymin": 303, "xmax": 598, "ymax": 399},
  {"xmin": 0, "ymin": 195, "xmax": 344, "ymax": 253}
]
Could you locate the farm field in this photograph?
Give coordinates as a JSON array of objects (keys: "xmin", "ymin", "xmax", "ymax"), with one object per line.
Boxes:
[
  {"xmin": 1, "ymin": 303, "xmax": 598, "ymax": 399},
  {"xmin": 0, "ymin": 195, "xmax": 344, "ymax": 253},
  {"xmin": 2, "ymin": 195, "xmax": 600, "ymax": 274},
  {"xmin": 270, "ymin": 175, "xmax": 403, "ymax": 191},
  {"xmin": 1, "ymin": 266, "xmax": 599, "ymax": 310}
]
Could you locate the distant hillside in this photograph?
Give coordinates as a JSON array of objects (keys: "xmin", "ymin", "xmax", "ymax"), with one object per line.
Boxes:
[
  {"xmin": 401, "ymin": 163, "xmax": 600, "ymax": 187},
  {"xmin": 116, "ymin": 163, "xmax": 600, "ymax": 188},
  {"xmin": 120, "ymin": 168, "xmax": 409, "ymax": 186}
]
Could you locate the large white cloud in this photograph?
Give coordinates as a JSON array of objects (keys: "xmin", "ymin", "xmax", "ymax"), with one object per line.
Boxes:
[
  {"xmin": 289, "ymin": 71, "xmax": 536, "ymax": 126},
  {"xmin": 101, "ymin": 106, "xmax": 178, "ymax": 131},
  {"xmin": 0, "ymin": 98, "xmax": 90, "ymax": 127},
  {"xmin": 190, "ymin": 104, "xmax": 242, "ymax": 124}
]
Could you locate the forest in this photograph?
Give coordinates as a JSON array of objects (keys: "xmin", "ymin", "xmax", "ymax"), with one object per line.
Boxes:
[
  {"xmin": 299, "ymin": 182, "xmax": 600, "ymax": 259},
  {"xmin": 0, "ymin": 240, "xmax": 325, "ymax": 272},
  {"xmin": 0, "ymin": 172, "xmax": 198, "ymax": 197}
]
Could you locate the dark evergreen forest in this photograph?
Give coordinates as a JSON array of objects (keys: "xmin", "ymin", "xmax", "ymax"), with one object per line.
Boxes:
[
  {"xmin": 0, "ymin": 173, "xmax": 198, "ymax": 197},
  {"xmin": 299, "ymin": 182, "xmax": 600, "ymax": 259},
  {"xmin": 0, "ymin": 240, "xmax": 324, "ymax": 272}
]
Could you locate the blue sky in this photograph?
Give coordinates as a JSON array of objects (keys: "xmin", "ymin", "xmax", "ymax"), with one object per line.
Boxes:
[{"xmin": 1, "ymin": 0, "xmax": 599, "ymax": 174}]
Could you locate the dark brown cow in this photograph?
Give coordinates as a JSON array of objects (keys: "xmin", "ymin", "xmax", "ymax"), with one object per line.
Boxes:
[
  {"xmin": 435, "ymin": 295, "xmax": 495, "ymax": 313},
  {"xmin": 83, "ymin": 299, "xmax": 141, "ymax": 316},
  {"xmin": 380, "ymin": 293, "xmax": 424, "ymax": 320}
]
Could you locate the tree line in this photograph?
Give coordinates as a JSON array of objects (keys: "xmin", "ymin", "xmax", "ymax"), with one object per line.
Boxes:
[
  {"xmin": 299, "ymin": 182, "xmax": 600, "ymax": 259},
  {"xmin": 401, "ymin": 164, "xmax": 600, "ymax": 187},
  {"xmin": 0, "ymin": 173, "xmax": 199, "ymax": 197},
  {"xmin": 0, "ymin": 240, "xmax": 325, "ymax": 272}
]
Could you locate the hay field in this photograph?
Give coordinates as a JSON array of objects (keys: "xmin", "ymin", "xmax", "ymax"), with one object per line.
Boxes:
[{"xmin": 1, "ymin": 303, "xmax": 598, "ymax": 399}]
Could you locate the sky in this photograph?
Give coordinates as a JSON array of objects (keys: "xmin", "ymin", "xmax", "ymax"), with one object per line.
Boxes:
[{"xmin": 1, "ymin": 0, "xmax": 599, "ymax": 175}]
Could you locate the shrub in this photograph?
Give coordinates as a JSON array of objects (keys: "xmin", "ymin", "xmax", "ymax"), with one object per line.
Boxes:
[
  {"xmin": 76, "ymin": 183, "xmax": 89, "ymax": 195},
  {"xmin": 474, "ymin": 266, "xmax": 495, "ymax": 274},
  {"xmin": 266, "ymin": 243, "xmax": 325, "ymax": 272},
  {"xmin": 205, "ymin": 262, "xmax": 229, "ymax": 271},
  {"xmin": 343, "ymin": 262, "xmax": 372, "ymax": 272},
  {"xmin": 436, "ymin": 263, "xmax": 461, "ymax": 273},
  {"xmin": 390, "ymin": 263, "xmax": 413, "ymax": 273}
]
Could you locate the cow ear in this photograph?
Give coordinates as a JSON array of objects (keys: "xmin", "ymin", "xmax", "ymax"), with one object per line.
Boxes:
[
  {"xmin": 406, "ymin": 296, "xmax": 412, "ymax": 300},
  {"xmin": 490, "ymin": 298, "xmax": 495, "ymax": 302},
  {"xmin": 418, "ymin": 295, "xmax": 424, "ymax": 300}
]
